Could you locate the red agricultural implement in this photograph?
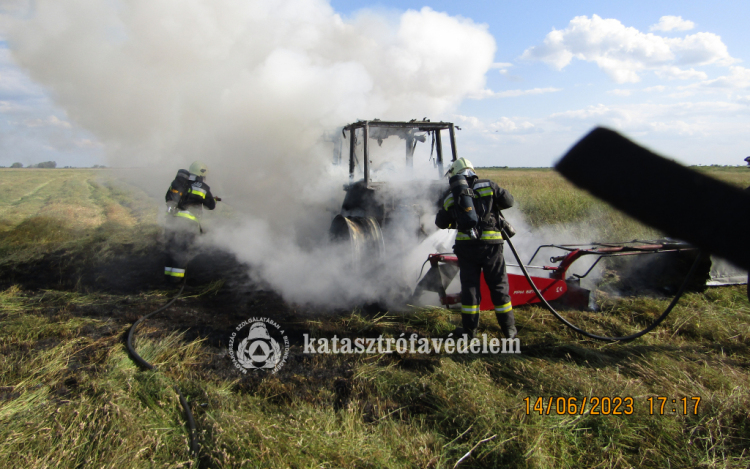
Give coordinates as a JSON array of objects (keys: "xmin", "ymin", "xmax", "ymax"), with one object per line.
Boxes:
[{"xmin": 414, "ymin": 240, "xmax": 698, "ymax": 310}]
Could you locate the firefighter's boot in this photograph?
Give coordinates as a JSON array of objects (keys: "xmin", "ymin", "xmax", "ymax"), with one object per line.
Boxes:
[
  {"xmin": 164, "ymin": 266, "xmax": 186, "ymax": 286},
  {"xmin": 455, "ymin": 312, "xmax": 479, "ymax": 340},
  {"xmin": 496, "ymin": 311, "xmax": 517, "ymax": 339}
]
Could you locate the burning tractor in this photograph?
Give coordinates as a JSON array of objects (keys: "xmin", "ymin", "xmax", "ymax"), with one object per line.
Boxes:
[
  {"xmin": 327, "ymin": 119, "xmax": 722, "ymax": 316},
  {"xmin": 329, "ymin": 119, "xmax": 459, "ymax": 266}
]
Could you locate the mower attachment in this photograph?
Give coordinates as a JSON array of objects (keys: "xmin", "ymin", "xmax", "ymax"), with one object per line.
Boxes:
[
  {"xmin": 415, "ymin": 240, "xmax": 697, "ymax": 311},
  {"xmin": 413, "ymin": 253, "xmax": 569, "ymax": 310}
]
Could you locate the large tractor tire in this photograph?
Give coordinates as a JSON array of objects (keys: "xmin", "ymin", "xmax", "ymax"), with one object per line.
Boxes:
[{"xmin": 330, "ymin": 215, "xmax": 385, "ymax": 267}]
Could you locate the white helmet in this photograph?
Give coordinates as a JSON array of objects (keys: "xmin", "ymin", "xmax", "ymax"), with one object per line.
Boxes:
[
  {"xmin": 189, "ymin": 160, "xmax": 209, "ymax": 178},
  {"xmin": 445, "ymin": 157, "xmax": 475, "ymax": 178}
]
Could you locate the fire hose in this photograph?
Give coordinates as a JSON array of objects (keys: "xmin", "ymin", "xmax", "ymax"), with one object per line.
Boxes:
[
  {"xmin": 126, "ymin": 278, "xmax": 198, "ymax": 454},
  {"xmin": 502, "ymin": 228, "xmax": 704, "ymax": 342}
]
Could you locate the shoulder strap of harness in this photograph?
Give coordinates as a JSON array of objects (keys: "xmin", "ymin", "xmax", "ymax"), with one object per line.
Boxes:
[{"xmin": 472, "ymin": 179, "xmax": 495, "ymax": 222}]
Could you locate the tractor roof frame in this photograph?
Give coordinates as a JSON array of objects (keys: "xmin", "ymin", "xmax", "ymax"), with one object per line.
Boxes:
[{"xmin": 341, "ymin": 120, "xmax": 459, "ymax": 184}]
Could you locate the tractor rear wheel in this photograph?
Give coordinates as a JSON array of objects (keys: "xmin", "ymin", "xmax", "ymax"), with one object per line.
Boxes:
[{"xmin": 329, "ymin": 215, "xmax": 385, "ymax": 266}]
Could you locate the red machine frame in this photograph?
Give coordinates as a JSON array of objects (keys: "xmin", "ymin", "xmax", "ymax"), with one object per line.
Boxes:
[{"xmin": 417, "ymin": 240, "xmax": 696, "ymax": 310}]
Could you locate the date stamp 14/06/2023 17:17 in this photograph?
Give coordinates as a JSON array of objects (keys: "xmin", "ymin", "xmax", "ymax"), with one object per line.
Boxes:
[{"xmin": 524, "ymin": 396, "xmax": 701, "ymax": 416}]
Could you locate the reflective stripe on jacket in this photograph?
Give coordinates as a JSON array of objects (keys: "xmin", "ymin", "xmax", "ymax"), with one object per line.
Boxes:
[
  {"xmin": 435, "ymin": 178, "xmax": 514, "ymax": 245},
  {"xmin": 175, "ymin": 210, "xmax": 199, "ymax": 222},
  {"xmin": 455, "ymin": 230, "xmax": 503, "ymax": 242},
  {"xmin": 189, "ymin": 185, "xmax": 207, "ymax": 199},
  {"xmin": 165, "ymin": 174, "xmax": 216, "ymax": 222}
]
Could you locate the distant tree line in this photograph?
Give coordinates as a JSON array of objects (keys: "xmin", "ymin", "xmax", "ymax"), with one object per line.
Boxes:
[
  {"xmin": 4, "ymin": 162, "xmax": 107, "ymax": 169},
  {"xmin": 8, "ymin": 161, "xmax": 56, "ymax": 168}
]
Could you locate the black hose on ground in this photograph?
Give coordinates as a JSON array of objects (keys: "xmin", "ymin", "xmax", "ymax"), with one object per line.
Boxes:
[
  {"xmin": 126, "ymin": 278, "xmax": 199, "ymax": 454},
  {"xmin": 503, "ymin": 228, "xmax": 704, "ymax": 342}
]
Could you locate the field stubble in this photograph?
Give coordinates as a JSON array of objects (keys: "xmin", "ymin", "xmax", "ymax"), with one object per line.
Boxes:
[{"xmin": 0, "ymin": 168, "xmax": 749, "ymax": 468}]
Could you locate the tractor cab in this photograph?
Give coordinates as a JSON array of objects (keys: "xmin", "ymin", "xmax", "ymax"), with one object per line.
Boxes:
[{"xmin": 330, "ymin": 119, "xmax": 460, "ymax": 265}]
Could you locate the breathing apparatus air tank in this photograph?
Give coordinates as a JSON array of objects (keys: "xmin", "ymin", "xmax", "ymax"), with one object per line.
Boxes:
[{"xmin": 448, "ymin": 173, "xmax": 479, "ymax": 240}]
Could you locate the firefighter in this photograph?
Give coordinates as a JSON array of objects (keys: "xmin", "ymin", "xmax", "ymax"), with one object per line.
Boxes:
[
  {"xmin": 435, "ymin": 158, "xmax": 516, "ymax": 339},
  {"xmin": 164, "ymin": 160, "xmax": 219, "ymax": 281}
]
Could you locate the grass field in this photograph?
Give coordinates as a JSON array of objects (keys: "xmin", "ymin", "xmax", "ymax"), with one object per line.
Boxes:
[
  {"xmin": 1, "ymin": 168, "xmax": 749, "ymax": 468},
  {"xmin": 477, "ymin": 166, "xmax": 750, "ymax": 240},
  {"xmin": 0, "ymin": 169, "xmax": 160, "ymax": 266}
]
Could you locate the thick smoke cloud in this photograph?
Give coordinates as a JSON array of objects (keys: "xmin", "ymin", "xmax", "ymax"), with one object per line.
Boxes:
[
  {"xmin": 2, "ymin": 1, "xmax": 493, "ymax": 173},
  {"xmin": 1, "ymin": 0, "xmax": 496, "ymax": 307}
]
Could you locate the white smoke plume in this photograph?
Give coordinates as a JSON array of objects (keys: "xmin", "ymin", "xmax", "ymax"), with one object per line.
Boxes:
[
  {"xmin": 1, "ymin": 0, "xmax": 497, "ymax": 307},
  {"xmin": 502, "ymin": 208, "xmax": 605, "ymax": 294}
]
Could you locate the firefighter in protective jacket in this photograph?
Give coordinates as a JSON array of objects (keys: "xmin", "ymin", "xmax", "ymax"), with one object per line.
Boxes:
[
  {"xmin": 435, "ymin": 158, "xmax": 517, "ymax": 339},
  {"xmin": 164, "ymin": 160, "xmax": 218, "ymax": 280}
]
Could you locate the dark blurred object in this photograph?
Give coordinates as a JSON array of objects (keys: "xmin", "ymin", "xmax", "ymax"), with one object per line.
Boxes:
[
  {"xmin": 607, "ymin": 249, "xmax": 711, "ymax": 295},
  {"xmin": 555, "ymin": 127, "xmax": 750, "ymax": 271},
  {"xmin": 214, "ymin": 196, "xmax": 222, "ymax": 202}
]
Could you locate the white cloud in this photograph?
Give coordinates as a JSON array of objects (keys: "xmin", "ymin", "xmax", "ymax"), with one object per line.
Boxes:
[
  {"xmin": 23, "ymin": 115, "xmax": 72, "ymax": 128},
  {"xmin": 454, "ymin": 114, "xmax": 537, "ymax": 135},
  {"xmin": 453, "ymin": 114, "xmax": 482, "ymax": 127},
  {"xmin": 522, "ymin": 14, "xmax": 736, "ymax": 83},
  {"xmin": 644, "ymin": 85, "xmax": 666, "ymax": 92},
  {"xmin": 673, "ymin": 32, "xmax": 734, "ymax": 66},
  {"xmin": 0, "ymin": 67, "xmax": 44, "ymax": 97},
  {"xmin": 470, "ymin": 87, "xmax": 561, "ymax": 99},
  {"xmin": 650, "ymin": 16, "xmax": 695, "ymax": 32},
  {"xmin": 608, "ymin": 89, "xmax": 632, "ymax": 96},
  {"xmin": 655, "ymin": 66, "xmax": 707, "ymax": 80},
  {"xmin": 0, "ymin": 99, "xmax": 27, "ymax": 113},
  {"xmin": 548, "ymin": 101, "xmax": 748, "ymax": 138},
  {"xmin": 667, "ymin": 90, "xmax": 696, "ymax": 99},
  {"xmin": 490, "ymin": 62, "xmax": 513, "ymax": 69},
  {"xmin": 488, "ymin": 116, "xmax": 535, "ymax": 133},
  {"xmin": 490, "ymin": 61, "xmax": 512, "ymax": 74},
  {"xmin": 671, "ymin": 66, "xmax": 750, "ymax": 96},
  {"xmin": 698, "ymin": 66, "xmax": 750, "ymax": 89},
  {"xmin": 551, "ymin": 103, "xmax": 626, "ymax": 122},
  {"xmin": 451, "ymin": 97, "xmax": 750, "ymax": 167}
]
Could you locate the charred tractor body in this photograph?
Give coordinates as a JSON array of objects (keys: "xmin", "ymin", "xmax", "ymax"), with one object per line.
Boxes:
[{"xmin": 329, "ymin": 120, "xmax": 459, "ymax": 266}]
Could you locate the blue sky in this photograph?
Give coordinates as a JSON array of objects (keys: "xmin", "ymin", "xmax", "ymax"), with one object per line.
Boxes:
[{"xmin": 2, "ymin": 0, "xmax": 750, "ymax": 168}]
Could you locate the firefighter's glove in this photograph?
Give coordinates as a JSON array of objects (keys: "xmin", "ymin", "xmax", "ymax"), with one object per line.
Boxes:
[{"xmin": 214, "ymin": 197, "xmax": 222, "ymax": 202}]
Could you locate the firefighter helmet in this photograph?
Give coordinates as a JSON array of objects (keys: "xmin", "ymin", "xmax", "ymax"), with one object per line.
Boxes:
[
  {"xmin": 189, "ymin": 160, "xmax": 209, "ymax": 177},
  {"xmin": 445, "ymin": 157, "xmax": 475, "ymax": 178}
]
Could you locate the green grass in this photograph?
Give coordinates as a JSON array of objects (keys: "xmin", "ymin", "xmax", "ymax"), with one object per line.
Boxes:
[
  {"xmin": 1, "ymin": 167, "xmax": 749, "ymax": 468},
  {"xmin": 0, "ymin": 169, "xmax": 160, "ymax": 266},
  {"xmin": 477, "ymin": 166, "xmax": 750, "ymax": 240},
  {"xmin": 1, "ymin": 285, "xmax": 749, "ymax": 467}
]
